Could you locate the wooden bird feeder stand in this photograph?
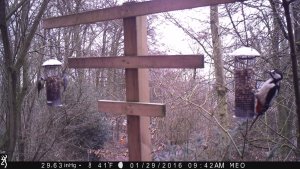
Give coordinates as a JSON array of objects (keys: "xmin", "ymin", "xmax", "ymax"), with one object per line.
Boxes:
[{"xmin": 43, "ymin": 0, "xmax": 242, "ymax": 161}]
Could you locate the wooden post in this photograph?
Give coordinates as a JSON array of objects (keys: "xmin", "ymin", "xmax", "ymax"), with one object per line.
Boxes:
[
  {"xmin": 137, "ymin": 16, "xmax": 152, "ymax": 161},
  {"xmin": 41, "ymin": 0, "xmax": 243, "ymax": 162},
  {"xmin": 124, "ymin": 16, "xmax": 151, "ymax": 161},
  {"xmin": 42, "ymin": 0, "xmax": 242, "ymax": 29},
  {"xmin": 98, "ymin": 100, "xmax": 165, "ymax": 117},
  {"xmin": 68, "ymin": 55, "xmax": 204, "ymax": 69}
]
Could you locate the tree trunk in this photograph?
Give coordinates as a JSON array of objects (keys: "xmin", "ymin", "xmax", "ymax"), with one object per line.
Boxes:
[
  {"xmin": 0, "ymin": 0, "xmax": 50, "ymax": 160},
  {"xmin": 270, "ymin": 0, "xmax": 293, "ymax": 158},
  {"xmin": 293, "ymin": 0, "xmax": 300, "ymax": 70},
  {"xmin": 210, "ymin": 6, "xmax": 228, "ymax": 127},
  {"xmin": 96, "ymin": 23, "xmax": 108, "ymax": 88},
  {"xmin": 0, "ymin": 0, "xmax": 19, "ymax": 160},
  {"xmin": 282, "ymin": 0, "xmax": 300, "ymax": 160},
  {"xmin": 210, "ymin": 5, "xmax": 229, "ymax": 159},
  {"xmin": 293, "ymin": 0, "xmax": 300, "ymax": 160}
]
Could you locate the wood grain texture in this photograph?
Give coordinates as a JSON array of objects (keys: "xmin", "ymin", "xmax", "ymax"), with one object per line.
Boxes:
[
  {"xmin": 124, "ymin": 16, "xmax": 149, "ymax": 161},
  {"xmin": 98, "ymin": 100, "xmax": 166, "ymax": 117},
  {"xmin": 136, "ymin": 16, "xmax": 152, "ymax": 161},
  {"xmin": 42, "ymin": 0, "xmax": 241, "ymax": 29},
  {"xmin": 68, "ymin": 55, "xmax": 204, "ymax": 69}
]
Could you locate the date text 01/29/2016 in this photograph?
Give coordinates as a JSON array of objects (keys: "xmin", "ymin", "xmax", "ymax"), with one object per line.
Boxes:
[{"xmin": 39, "ymin": 162, "xmax": 247, "ymax": 169}]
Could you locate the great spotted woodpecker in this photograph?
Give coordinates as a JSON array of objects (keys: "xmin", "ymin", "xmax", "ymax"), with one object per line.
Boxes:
[
  {"xmin": 249, "ymin": 69, "xmax": 283, "ymax": 130},
  {"xmin": 37, "ymin": 77, "xmax": 45, "ymax": 97}
]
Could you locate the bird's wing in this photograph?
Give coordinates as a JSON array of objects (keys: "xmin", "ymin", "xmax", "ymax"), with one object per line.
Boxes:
[
  {"xmin": 255, "ymin": 81, "xmax": 275, "ymax": 106},
  {"xmin": 265, "ymin": 86, "xmax": 279, "ymax": 107}
]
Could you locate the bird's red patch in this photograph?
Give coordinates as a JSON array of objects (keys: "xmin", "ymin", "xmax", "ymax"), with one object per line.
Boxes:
[{"xmin": 256, "ymin": 100, "xmax": 262, "ymax": 114}]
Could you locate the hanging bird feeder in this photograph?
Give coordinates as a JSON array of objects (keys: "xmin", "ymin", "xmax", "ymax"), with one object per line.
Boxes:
[
  {"xmin": 230, "ymin": 47, "xmax": 260, "ymax": 118},
  {"xmin": 42, "ymin": 59, "xmax": 63, "ymax": 107}
]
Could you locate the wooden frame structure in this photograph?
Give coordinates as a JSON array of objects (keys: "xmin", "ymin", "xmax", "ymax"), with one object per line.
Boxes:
[{"xmin": 42, "ymin": 0, "xmax": 242, "ymax": 161}]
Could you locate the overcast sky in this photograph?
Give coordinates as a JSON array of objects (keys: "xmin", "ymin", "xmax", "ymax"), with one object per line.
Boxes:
[{"xmin": 152, "ymin": 8, "xmax": 211, "ymax": 55}]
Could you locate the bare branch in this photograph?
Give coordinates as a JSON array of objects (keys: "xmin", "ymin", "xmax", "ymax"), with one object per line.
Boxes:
[
  {"xmin": 269, "ymin": 0, "xmax": 288, "ymax": 39},
  {"xmin": 6, "ymin": 0, "xmax": 28, "ymax": 20},
  {"xmin": 14, "ymin": 0, "xmax": 50, "ymax": 70},
  {"xmin": 224, "ymin": 4, "xmax": 247, "ymax": 46},
  {"xmin": 165, "ymin": 13, "xmax": 213, "ymax": 58}
]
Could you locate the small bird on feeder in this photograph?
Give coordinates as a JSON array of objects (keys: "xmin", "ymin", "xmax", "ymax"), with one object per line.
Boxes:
[
  {"xmin": 37, "ymin": 77, "xmax": 45, "ymax": 97},
  {"xmin": 249, "ymin": 69, "xmax": 283, "ymax": 130},
  {"xmin": 62, "ymin": 74, "xmax": 68, "ymax": 92}
]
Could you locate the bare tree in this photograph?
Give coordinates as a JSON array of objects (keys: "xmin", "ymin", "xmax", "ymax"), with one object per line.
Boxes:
[
  {"xmin": 282, "ymin": 0, "xmax": 300, "ymax": 160},
  {"xmin": 0, "ymin": 0, "xmax": 50, "ymax": 160},
  {"xmin": 210, "ymin": 5, "xmax": 230, "ymax": 159},
  {"xmin": 210, "ymin": 5, "xmax": 229, "ymax": 129}
]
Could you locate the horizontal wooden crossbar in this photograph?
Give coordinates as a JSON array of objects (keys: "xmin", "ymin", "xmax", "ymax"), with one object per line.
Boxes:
[
  {"xmin": 68, "ymin": 55, "xmax": 204, "ymax": 69},
  {"xmin": 98, "ymin": 100, "xmax": 166, "ymax": 117},
  {"xmin": 42, "ymin": 0, "xmax": 241, "ymax": 29}
]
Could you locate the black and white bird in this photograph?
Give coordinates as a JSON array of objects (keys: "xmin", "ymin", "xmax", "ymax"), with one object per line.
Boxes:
[
  {"xmin": 37, "ymin": 77, "xmax": 45, "ymax": 97},
  {"xmin": 62, "ymin": 74, "xmax": 68, "ymax": 92},
  {"xmin": 249, "ymin": 69, "xmax": 283, "ymax": 130}
]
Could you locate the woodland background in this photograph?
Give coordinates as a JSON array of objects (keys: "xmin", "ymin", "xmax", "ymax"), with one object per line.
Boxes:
[{"xmin": 1, "ymin": 0, "xmax": 300, "ymax": 161}]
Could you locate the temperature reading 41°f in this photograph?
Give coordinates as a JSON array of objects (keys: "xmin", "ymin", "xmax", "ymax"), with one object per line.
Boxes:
[{"xmin": 98, "ymin": 162, "xmax": 113, "ymax": 168}]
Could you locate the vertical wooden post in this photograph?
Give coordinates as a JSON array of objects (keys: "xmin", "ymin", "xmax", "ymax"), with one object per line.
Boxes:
[
  {"xmin": 124, "ymin": 16, "xmax": 151, "ymax": 161},
  {"xmin": 136, "ymin": 16, "xmax": 152, "ymax": 161}
]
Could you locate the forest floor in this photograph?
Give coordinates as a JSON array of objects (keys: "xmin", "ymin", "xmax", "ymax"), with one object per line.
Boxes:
[{"xmin": 95, "ymin": 130, "xmax": 206, "ymax": 161}]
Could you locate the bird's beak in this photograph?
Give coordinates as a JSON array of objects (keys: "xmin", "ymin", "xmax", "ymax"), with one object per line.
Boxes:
[{"xmin": 263, "ymin": 70, "xmax": 272, "ymax": 78}]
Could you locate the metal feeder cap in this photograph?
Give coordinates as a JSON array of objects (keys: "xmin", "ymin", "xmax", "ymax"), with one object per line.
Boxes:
[
  {"xmin": 230, "ymin": 47, "xmax": 260, "ymax": 56},
  {"xmin": 42, "ymin": 59, "xmax": 62, "ymax": 66}
]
